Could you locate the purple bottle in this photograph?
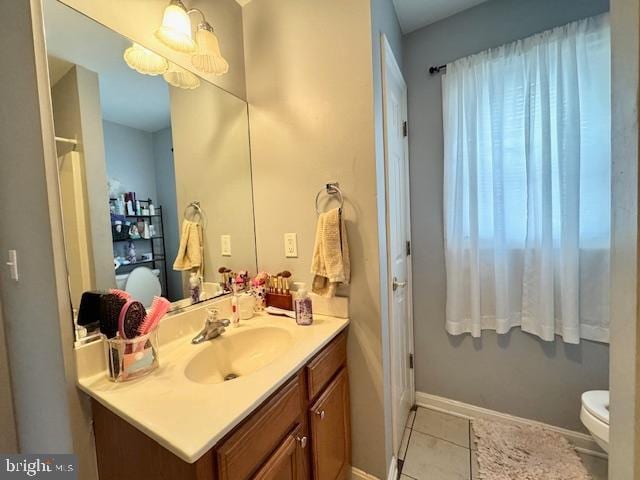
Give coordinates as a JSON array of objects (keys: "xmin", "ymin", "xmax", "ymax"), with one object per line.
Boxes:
[{"xmin": 294, "ymin": 282, "xmax": 313, "ymax": 326}]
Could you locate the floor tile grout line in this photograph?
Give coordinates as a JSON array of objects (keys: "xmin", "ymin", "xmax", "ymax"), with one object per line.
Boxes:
[
  {"xmin": 404, "ymin": 427, "xmax": 413, "ymax": 460},
  {"xmin": 409, "ymin": 421, "xmax": 472, "ymax": 450},
  {"xmin": 410, "ymin": 428, "xmax": 471, "ymax": 451},
  {"xmin": 468, "ymin": 421, "xmax": 473, "ymax": 479}
]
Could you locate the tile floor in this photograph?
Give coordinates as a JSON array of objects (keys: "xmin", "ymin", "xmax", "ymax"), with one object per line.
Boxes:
[{"xmin": 398, "ymin": 407, "xmax": 608, "ymax": 480}]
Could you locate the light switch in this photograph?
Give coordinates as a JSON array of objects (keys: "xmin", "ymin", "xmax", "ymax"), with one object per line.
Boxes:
[
  {"xmin": 221, "ymin": 235, "xmax": 232, "ymax": 256},
  {"xmin": 6, "ymin": 250, "xmax": 18, "ymax": 281},
  {"xmin": 284, "ymin": 233, "xmax": 298, "ymax": 258}
]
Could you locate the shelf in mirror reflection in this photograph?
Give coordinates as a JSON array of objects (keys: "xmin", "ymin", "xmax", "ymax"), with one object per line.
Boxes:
[
  {"xmin": 115, "ymin": 258, "xmax": 166, "ymax": 271},
  {"xmin": 112, "ymin": 236, "xmax": 164, "ymax": 243}
]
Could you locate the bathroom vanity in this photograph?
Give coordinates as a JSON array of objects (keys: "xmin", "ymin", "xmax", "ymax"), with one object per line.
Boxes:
[{"xmin": 76, "ymin": 305, "xmax": 350, "ymax": 480}]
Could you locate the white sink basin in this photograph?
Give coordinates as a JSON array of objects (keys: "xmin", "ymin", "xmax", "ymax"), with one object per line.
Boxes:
[{"xmin": 184, "ymin": 327, "xmax": 294, "ymax": 384}]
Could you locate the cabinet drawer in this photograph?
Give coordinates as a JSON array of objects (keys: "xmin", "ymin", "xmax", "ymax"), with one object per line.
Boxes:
[
  {"xmin": 217, "ymin": 372, "xmax": 305, "ymax": 480},
  {"xmin": 306, "ymin": 332, "xmax": 347, "ymax": 400}
]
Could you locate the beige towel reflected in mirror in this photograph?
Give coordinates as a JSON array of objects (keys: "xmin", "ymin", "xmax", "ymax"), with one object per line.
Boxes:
[
  {"xmin": 311, "ymin": 207, "xmax": 350, "ymax": 297},
  {"xmin": 173, "ymin": 220, "xmax": 204, "ymax": 273}
]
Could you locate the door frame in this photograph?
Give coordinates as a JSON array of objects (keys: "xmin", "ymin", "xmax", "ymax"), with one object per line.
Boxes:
[{"xmin": 380, "ymin": 33, "xmax": 416, "ymax": 454}]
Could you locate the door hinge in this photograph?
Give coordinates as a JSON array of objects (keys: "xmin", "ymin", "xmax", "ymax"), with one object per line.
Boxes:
[
  {"xmin": 402, "ymin": 121, "xmax": 408, "ymax": 137},
  {"xmin": 409, "ymin": 353, "xmax": 414, "ymax": 369},
  {"xmin": 406, "ymin": 240, "xmax": 411, "ymax": 256}
]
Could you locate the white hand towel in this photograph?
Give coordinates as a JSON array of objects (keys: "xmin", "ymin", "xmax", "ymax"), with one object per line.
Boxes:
[
  {"xmin": 311, "ymin": 208, "xmax": 350, "ymax": 297},
  {"xmin": 173, "ymin": 220, "xmax": 203, "ymax": 272}
]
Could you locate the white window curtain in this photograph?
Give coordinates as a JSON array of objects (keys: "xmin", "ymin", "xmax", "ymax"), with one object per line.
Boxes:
[{"xmin": 443, "ymin": 14, "xmax": 611, "ymax": 344}]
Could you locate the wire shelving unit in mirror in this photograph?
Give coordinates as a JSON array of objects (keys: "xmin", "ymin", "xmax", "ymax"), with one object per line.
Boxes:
[{"xmin": 109, "ymin": 198, "xmax": 168, "ymax": 297}]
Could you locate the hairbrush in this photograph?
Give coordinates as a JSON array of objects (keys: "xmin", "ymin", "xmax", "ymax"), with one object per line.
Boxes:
[
  {"xmin": 110, "ymin": 289, "xmax": 132, "ymax": 301},
  {"xmin": 118, "ymin": 300, "xmax": 147, "ymax": 339},
  {"xmin": 99, "ymin": 293, "xmax": 127, "ymax": 338},
  {"xmin": 77, "ymin": 291, "xmax": 105, "ymax": 327},
  {"xmin": 138, "ymin": 296, "xmax": 171, "ymax": 335}
]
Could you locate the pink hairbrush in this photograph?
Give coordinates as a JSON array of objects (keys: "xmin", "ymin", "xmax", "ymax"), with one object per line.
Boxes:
[
  {"xmin": 110, "ymin": 289, "xmax": 132, "ymax": 301},
  {"xmin": 118, "ymin": 300, "xmax": 147, "ymax": 339},
  {"xmin": 138, "ymin": 296, "xmax": 170, "ymax": 335}
]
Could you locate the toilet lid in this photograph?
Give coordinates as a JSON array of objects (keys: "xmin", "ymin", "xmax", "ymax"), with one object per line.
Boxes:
[
  {"xmin": 125, "ymin": 266, "xmax": 161, "ymax": 308},
  {"xmin": 582, "ymin": 390, "xmax": 609, "ymax": 424}
]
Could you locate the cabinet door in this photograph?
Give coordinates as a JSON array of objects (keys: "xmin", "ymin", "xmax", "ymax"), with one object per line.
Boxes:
[
  {"xmin": 254, "ymin": 425, "xmax": 308, "ymax": 480},
  {"xmin": 309, "ymin": 368, "xmax": 351, "ymax": 480}
]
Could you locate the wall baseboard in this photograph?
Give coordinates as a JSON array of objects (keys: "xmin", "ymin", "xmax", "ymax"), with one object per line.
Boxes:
[
  {"xmin": 415, "ymin": 391, "xmax": 607, "ymax": 459},
  {"xmin": 351, "ymin": 456, "xmax": 397, "ymax": 480}
]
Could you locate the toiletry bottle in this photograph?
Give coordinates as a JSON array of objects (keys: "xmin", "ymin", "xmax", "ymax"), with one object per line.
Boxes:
[
  {"xmin": 293, "ymin": 282, "xmax": 313, "ymax": 326},
  {"xmin": 189, "ymin": 272, "xmax": 201, "ymax": 303},
  {"xmin": 149, "ymin": 199, "xmax": 155, "ymax": 216},
  {"xmin": 231, "ymin": 281, "xmax": 240, "ymax": 328}
]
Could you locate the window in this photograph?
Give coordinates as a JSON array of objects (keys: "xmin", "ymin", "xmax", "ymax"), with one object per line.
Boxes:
[{"xmin": 443, "ymin": 14, "xmax": 611, "ymax": 344}]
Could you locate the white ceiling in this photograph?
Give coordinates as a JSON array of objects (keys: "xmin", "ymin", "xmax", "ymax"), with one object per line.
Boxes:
[
  {"xmin": 392, "ymin": 0, "xmax": 491, "ymax": 34},
  {"xmin": 43, "ymin": 0, "xmax": 171, "ymax": 133}
]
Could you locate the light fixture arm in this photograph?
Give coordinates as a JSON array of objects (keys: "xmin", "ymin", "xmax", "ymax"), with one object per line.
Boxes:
[
  {"xmin": 187, "ymin": 8, "xmax": 215, "ymax": 32},
  {"xmin": 187, "ymin": 8, "xmax": 206, "ymax": 22}
]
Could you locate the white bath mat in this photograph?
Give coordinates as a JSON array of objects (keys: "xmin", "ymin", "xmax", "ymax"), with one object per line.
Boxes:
[{"xmin": 472, "ymin": 419, "xmax": 591, "ymax": 480}]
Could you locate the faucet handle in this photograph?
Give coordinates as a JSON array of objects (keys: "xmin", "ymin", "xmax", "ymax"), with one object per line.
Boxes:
[{"xmin": 219, "ymin": 318, "xmax": 230, "ymax": 327}]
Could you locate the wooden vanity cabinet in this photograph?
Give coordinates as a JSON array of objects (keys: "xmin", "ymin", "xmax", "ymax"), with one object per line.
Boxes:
[
  {"xmin": 309, "ymin": 368, "xmax": 351, "ymax": 480},
  {"xmin": 91, "ymin": 330, "xmax": 349, "ymax": 480},
  {"xmin": 253, "ymin": 424, "xmax": 307, "ymax": 480}
]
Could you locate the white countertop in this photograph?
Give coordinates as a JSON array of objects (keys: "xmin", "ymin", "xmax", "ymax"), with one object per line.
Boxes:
[{"xmin": 77, "ymin": 309, "xmax": 349, "ymax": 463}]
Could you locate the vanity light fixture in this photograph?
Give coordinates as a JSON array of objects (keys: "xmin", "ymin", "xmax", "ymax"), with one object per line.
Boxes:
[
  {"xmin": 163, "ymin": 62, "xmax": 201, "ymax": 89},
  {"xmin": 192, "ymin": 21, "xmax": 229, "ymax": 76},
  {"xmin": 123, "ymin": 43, "xmax": 169, "ymax": 75},
  {"xmin": 155, "ymin": 0, "xmax": 197, "ymax": 53},
  {"xmin": 156, "ymin": 0, "xmax": 229, "ymax": 76}
]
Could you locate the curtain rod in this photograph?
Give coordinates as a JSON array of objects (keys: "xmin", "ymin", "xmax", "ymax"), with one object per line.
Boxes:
[{"xmin": 429, "ymin": 64, "xmax": 447, "ymax": 75}]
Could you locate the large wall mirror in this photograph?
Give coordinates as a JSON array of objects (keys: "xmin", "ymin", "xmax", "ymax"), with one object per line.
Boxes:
[{"xmin": 44, "ymin": 0, "xmax": 257, "ymax": 336}]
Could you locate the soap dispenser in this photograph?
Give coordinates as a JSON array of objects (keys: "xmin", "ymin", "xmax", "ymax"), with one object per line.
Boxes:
[
  {"xmin": 294, "ymin": 282, "xmax": 313, "ymax": 326},
  {"xmin": 189, "ymin": 272, "xmax": 201, "ymax": 303}
]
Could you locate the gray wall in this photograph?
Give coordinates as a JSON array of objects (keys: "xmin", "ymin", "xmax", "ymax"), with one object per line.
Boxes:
[
  {"xmin": 0, "ymin": 0, "xmax": 74, "ymax": 454},
  {"xmin": 152, "ymin": 127, "xmax": 181, "ymax": 301},
  {"xmin": 609, "ymin": 0, "xmax": 640, "ymax": 475},
  {"xmin": 51, "ymin": 65, "xmax": 114, "ymax": 291},
  {"xmin": 243, "ymin": 0, "xmax": 390, "ymax": 475},
  {"xmin": 403, "ymin": 0, "xmax": 610, "ymax": 431},
  {"xmin": 103, "ymin": 120, "xmax": 158, "ymax": 201}
]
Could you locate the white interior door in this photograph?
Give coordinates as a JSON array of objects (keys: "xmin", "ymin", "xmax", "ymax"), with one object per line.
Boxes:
[{"xmin": 381, "ymin": 34, "xmax": 415, "ymax": 455}]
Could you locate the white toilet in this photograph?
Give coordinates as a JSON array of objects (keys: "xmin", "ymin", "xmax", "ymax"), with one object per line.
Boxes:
[
  {"xmin": 580, "ymin": 390, "xmax": 609, "ymax": 453},
  {"xmin": 115, "ymin": 267, "xmax": 161, "ymax": 308}
]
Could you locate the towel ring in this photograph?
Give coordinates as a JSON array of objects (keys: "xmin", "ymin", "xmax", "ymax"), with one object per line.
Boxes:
[
  {"xmin": 184, "ymin": 201, "xmax": 206, "ymax": 226},
  {"xmin": 315, "ymin": 182, "xmax": 344, "ymax": 215}
]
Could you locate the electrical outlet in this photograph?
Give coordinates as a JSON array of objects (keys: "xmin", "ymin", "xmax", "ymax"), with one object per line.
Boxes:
[
  {"xmin": 221, "ymin": 235, "xmax": 232, "ymax": 256},
  {"xmin": 284, "ymin": 233, "xmax": 298, "ymax": 257}
]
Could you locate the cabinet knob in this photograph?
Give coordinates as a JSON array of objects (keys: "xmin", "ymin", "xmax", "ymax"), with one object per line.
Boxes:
[
  {"xmin": 315, "ymin": 410, "xmax": 325, "ymax": 419},
  {"xmin": 296, "ymin": 436, "xmax": 308, "ymax": 448}
]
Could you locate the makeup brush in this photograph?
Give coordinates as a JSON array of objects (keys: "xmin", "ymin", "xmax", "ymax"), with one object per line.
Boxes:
[{"xmin": 281, "ymin": 271, "xmax": 292, "ymax": 294}]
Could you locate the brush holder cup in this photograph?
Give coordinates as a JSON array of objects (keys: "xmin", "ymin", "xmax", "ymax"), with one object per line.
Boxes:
[{"xmin": 103, "ymin": 328, "xmax": 159, "ymax": 382}]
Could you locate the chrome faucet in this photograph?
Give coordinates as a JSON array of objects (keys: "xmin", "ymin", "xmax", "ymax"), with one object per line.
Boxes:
[{"xmin": 192, "ymin": 309, "xmax": 231, "ymax": 344}]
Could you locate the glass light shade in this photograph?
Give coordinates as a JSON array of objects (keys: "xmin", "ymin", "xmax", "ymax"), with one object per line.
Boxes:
[
  {"xmin": 163, "ymin": 62, "xmax": 200, "ymax": 89},
  {"xmin": 155, "ymin": 1, "xmax": 196, "ymax": 53},
  {"xmin": 192, "ymin": 27, "xmax": 229, "ymax": 76},
  {"xmin": 123, "ymin": 43, "xmax": 169, "ymax": 75}
]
